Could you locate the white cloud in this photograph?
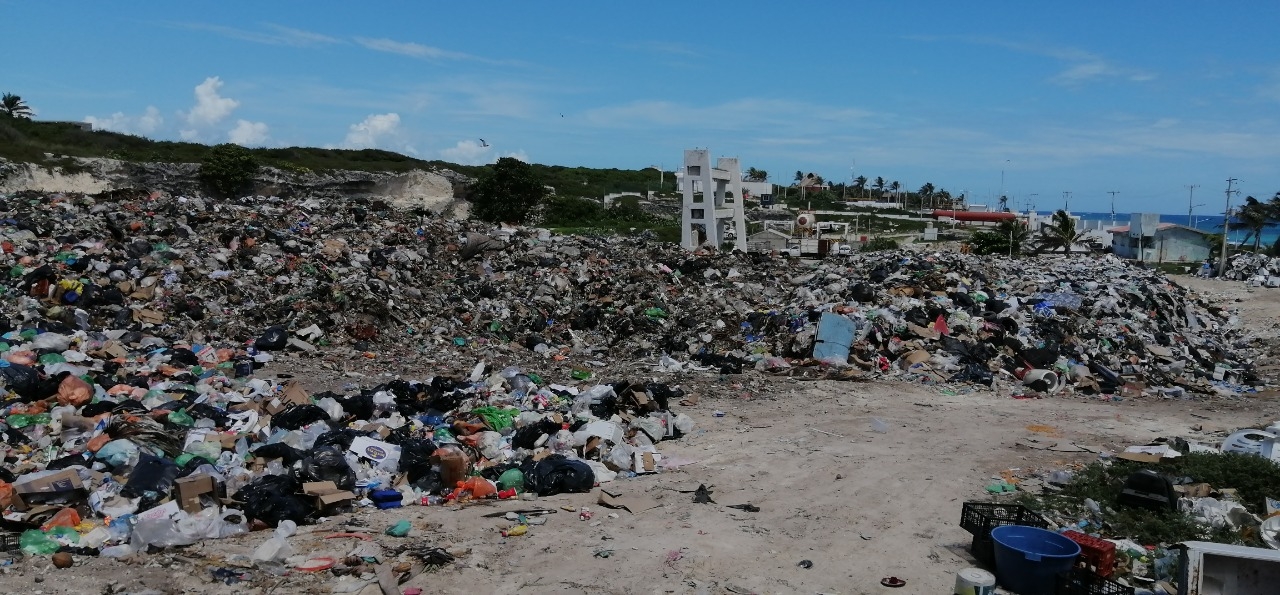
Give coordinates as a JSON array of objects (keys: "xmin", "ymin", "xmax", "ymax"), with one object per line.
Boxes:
[
  {"xmin": 84, "ymin": 106, "xmax": 164, "ymax": 135},
  {"xmin": 355, "ymin": 37, "xmax": 471, "ymax": 60},
  {"xmin": 503, "ymin": 150, "xmax": 529, "ymax": 163},
  {"xmin": 439, "ymin": 139, "xmax": 492, "ymax": 164},
  {"xmin": 228, "ymin": 120, "xmax": 270, "ymax": 145},
  {"xmin": 906, "ymin": 35, "xmax": 1156, "ymax": 87},
  {"xmin": 185, "ymin": 77, "xmax": 239, "ymax": 128},
  {"xmin": 169, "ymin": 22, "xmax": 341, "ymax": 47},
  {"xmin": 180, "ymin": 129, "xmax": 198, "ymax": 141},
  {"xmin": 342, "ymin": 113, "xmax": 401, "ymax": 148}
]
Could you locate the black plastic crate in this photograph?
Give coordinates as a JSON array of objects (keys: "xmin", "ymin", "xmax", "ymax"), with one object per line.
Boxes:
[
  {"xmin": 961, "ymin": 501, "xmax": 1049, "ymax": 566},
  {"xmin": 0, "ymin": 533, "xmax": 21, "ymax": 555},
  {"xmin": 1055, "ymin": 568, "xmax": 1134, "ymax": 595},
  {"xmin": 961, "ymin": 501, "xmax": 1047, "ymax": 535}
]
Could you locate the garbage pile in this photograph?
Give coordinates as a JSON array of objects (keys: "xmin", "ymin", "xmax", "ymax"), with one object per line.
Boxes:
[
  {"xmin": 0, "ymin": 190, "xmax": 1257, "ymax": 400},
  {"xmin": 1223, "ymin": 252, "xmax": 1280, "ymax": 286},
  {"xmin": 0, "ymin": 324, "xmax": 694, "ymax": 560},
  {"xmin": 0, "ymin": 188, "xmax": 1262, "ymax": 566},
  {"xmin": 786, "ymin": 251, "xmax": 1255, "ymax": 398}
]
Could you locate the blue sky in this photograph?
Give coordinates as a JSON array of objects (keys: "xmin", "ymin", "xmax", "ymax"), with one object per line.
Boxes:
[{"xmin": 5, "ymin": 1, "xmax": 1280, "ymax": 214}]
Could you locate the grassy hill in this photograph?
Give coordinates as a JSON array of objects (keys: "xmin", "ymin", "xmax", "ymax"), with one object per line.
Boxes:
[{"xmin": 0, "ymin": 117, "xmax": 676, "ymax": 200}]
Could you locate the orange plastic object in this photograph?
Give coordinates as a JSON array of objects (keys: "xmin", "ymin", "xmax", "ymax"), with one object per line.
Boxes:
[
  {"xmin": 0, "ymin": 482, "xmax": 13, "ymax": 509},
  {"xmin": 85, "ymin": 434, "xmax": 110, "ymax": 453},
  {"xmin": 57, "ymin": 375, "xmax": 94, "ymax": 407},
  {"xmin": 453, "ymin": 477, "xmax": 496, "ymax": 500},
  {"xmin": 41, "ymin": 508, "xmax": 82, "ymax": 531}
]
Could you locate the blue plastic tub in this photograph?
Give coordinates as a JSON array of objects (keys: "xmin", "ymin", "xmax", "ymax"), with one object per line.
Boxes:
[{"xmin": 990, "ymin": 525, "xmax": 1081, "ymax": 594}]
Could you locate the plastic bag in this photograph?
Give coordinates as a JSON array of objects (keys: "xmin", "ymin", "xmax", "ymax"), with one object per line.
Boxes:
[
  {"xmin": 254, "ymin": 326, "xmax": 288, "ymax": 351},
  {"xmin": 272, "ymin": 405, "xmax": 329, "ymax": 430},
  {"xmin": 252, "ymin": 520, "xmax": 296, "ymax": 562},
  {"xmin": 132, "ymin": 516, "xmax": 197, "ymax": 549},
  {"xmin": 232, "ymin": 475, "xmax": 314, "ymax": 527},
  {"xmin": 300, "ymin": 445, "xmax": 356, "ymax": 491},
  {"xmin": 123, "ymin": 454, "xmax": 180, "ymax": 510},
  {"xmin": 521, "ymin": 455, "xmax": 595, "ymax": 496},
  {"xmin": 19, "ymin": 529, "xmax": 60, "ymax": 555}
]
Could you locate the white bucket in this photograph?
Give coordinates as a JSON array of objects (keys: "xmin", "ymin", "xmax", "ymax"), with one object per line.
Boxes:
[{"xmin": 954, "ymin": 567, "xmax": 996, "ymax": 595}]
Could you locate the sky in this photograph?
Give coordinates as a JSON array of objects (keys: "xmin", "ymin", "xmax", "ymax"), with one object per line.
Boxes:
[{"xmin": 5, "ymin": 1, "xmax": 1280, "ymax": 214}]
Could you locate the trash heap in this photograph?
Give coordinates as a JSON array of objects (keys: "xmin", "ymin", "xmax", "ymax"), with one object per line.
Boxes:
[
  {"xmin": 0, "ymin": 190, "xmax": 1257, "ymax": 399},
  {"xmin": 0, "ymin": 321, "xmax": 695, "ymax": 560},
  {"xmin": 778, "ymin": 251, "xmax": 1256, "ymax": 398},
  {"xmin": 1223, "ymin": 251, "xmax": 1280, "ymax": 286},
  {"xmin": 0, "ymin": 188, "xmax": 1263, "ymax": 565}
]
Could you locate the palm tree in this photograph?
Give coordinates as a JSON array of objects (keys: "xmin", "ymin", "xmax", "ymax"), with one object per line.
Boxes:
[
  {"xmin": 917, "ymin": 182, "xmax": 935, "ymax": 209},
  {"xmin": 1235, "ymin": 196, "xmax": 1270, "ymax": 252},
  {"xmin": 794, "ymin": 170, "xmax": 803, "ymax": 183},
  {"xmin": 744, "ymin": 167, "xmax": 768, "ymax": 182},
  {"xmin": 853, "ymin": 175, "xmax": 867, "ymax": 198},
  {"xmin": 1035, "ymin": 209, "xmax": 1095, "ymax": 253},
  {"xmin": 872, "ymin": 176, "xmax": 886, "ymax": 200},
  {"xmin": 1, "ymin": 94, "xmax": 33, "ymax": 118},
  {"xmin": 936, "ymin": 189, "xmax": 953, "ymax": 209}
]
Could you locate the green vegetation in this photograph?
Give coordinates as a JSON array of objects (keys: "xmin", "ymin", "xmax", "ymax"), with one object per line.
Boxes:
[
  {"xmin": 1, "ymin": 94, "xmax": 33, "ymax": 119},
  {"xmin": 469, "ymin": 157, "xmax": 549, "ymax": 223},
  {"xmin": 1019, "ymin": 452, "xmax": 1280, "ymax": 547},
  {"xmin": 199, "ymin": 144, "xmax": 260, "ymax": 198},
  {"xmin": 969, "ymin": 220, "xmax": 1030, "ymax": 256},
  {"xmin": 1034, "ymin": 209, "xmax": 1098, "ymax": 253},
  {"xmin": 860, "ymin": 236, "xmax": 899, "ymax": 252}
]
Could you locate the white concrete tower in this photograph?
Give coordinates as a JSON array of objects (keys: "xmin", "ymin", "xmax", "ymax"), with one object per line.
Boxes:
[{"xmin": 679, "ymin": 149, "xmax": 747, "ymax": 251}]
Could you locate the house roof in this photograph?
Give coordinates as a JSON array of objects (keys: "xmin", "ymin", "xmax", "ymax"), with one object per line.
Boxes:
[{"xmin": 1106, "ymin": 223, "xmax": 1213, "ymax": 236}]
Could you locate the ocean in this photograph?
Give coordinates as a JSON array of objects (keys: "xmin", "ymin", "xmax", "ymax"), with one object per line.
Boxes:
[{"xmin": 1056, "ymin": 211, "xmax": 1280, "ymax": 248}]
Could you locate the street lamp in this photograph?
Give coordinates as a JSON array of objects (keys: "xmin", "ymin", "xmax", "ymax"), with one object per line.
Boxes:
[{"xmin": 646, "ymin": 165, "xmax": 663, "ymax": 191}]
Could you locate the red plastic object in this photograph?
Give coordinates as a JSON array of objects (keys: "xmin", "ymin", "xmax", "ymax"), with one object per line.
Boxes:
[
  {"xmin": 1063, "ymin": 530, "xmax": 1117, "ymax": 578},
  {"xmin": 497, "ymin": 488, "xmax": 517, "ymax": 500}
]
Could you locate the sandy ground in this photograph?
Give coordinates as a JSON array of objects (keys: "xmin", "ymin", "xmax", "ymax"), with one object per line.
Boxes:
[{"xmin": 8, "ymin": 275, "xmax": 1280, "ymax": 595}]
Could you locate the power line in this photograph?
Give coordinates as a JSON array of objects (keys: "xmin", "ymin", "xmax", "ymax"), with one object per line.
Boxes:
[
  {"xmin": 1185, "ymin": 184, "xmax": 1201, "ymax": 227},
  {"xmin": 1107, "ymin": 191, "xmax": 1119, "ymax": 222},
  {"xmin": 1218, "ymin": 178, "xmax": 1238, "ymax": 277}
]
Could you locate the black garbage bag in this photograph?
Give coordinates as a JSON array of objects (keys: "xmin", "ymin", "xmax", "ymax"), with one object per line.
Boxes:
[
  {"xmin": 1019, "ymin": 347, "xmax": 1058, "ymax": 369},
  {"xmin": 397, "ymin": 438, "xmax": 440, "ymax": 483},
  {"xmin": 232, "ymin": 474, "xmax": 314, "ymax": 527},
  {"xmin": 272, "ymin": 405, "xmax": 330, "ymax": 430},
  {"xmin": 45, "ymin": 453, "xmax": 90, "ymax": 471},
  {"xmin": 0, "ymin": 364, "xmax": 41, "ymax": 399},
  {"xmin": 949, "ymin": 363, "xmax": 994, "ymax": 386},
  {"xmin": 299, "ymin": 445, "xmax": 356, "ymax": 491},
  {"xmin": 254, "ymin": 326, "xmax": 288, "ymax": 351},
  {"xmin": 122, "ymin": 454, "xmax": 181, "ymax": 511},
  {"xmin": 520, "ymin": 454, "xmax": 595, "ymax": 496},
  {"xmin": 337, "ymin": 393, "xmax": 374, "ymax": 421},
  {"xmin": 253, "ymin": 443, "xmax": 307, "ymax": 465},
  {"xmin": 849, "ymin": 283, "xmax": 875, "ymax": 303},
  {"xmin": 511, "ymin": 418, "xmax": 562, "ymax": 450},
  {"xmin": 312, "ymin": 428, "xmax": 369, "ymax": 451}
]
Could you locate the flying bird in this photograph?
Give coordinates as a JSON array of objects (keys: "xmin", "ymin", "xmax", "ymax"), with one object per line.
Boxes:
[{"xmin": 479, "ymin": 139, "xmax": 489, "ymax": 147}]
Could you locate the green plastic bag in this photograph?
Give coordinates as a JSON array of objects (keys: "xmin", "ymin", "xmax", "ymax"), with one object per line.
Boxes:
[
  {"xmin": 498, "ymin": 469, "xmax": 525, "ymax": 492},
  {"xmin": 7, "ymin": 413, "xmax": 51, "ymax": 429},
  {"xmin": 19, "ymin": 530, "xmax": 59, "ymax": 555},
  {"xmin": 167, "ymin": 410, "xmax": 194, "ymax": 427},
  {"xmin": 644, "ymin": 307, "xmax": 667, "ymax": 318}
]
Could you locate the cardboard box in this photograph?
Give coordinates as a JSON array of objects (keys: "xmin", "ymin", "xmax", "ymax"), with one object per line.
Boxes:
[
  {"xmin": 302, "ymin": 481, "xmax": 356, "ymax": 508},
  {"xmin": 12, "ymin": 469, "xmax": 85, "ymax": 511},
  {"xmin": 175, "ymin": 474, "xmax": 217, "ymax": 514},
  {"xmin": 349, "ymin": 436, "xmax": 401, "ymax": 468}
]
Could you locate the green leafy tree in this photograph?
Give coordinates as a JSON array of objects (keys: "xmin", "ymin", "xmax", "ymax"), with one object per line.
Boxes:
[
  {"xmin": 1035, "ymin": 209, "xmax": 1095, "ymax": 253},
  {"xmin": 917, "ymin": 182, "xmax": 935, "ymax": 209},
  {"xmin": 199, "ymin": 143, "xmax": 260, "ymax": 198},
  {"xmin": 470, "ymin": 157, "xmax": 549, "ymax": 223},
  {"xmin": 853, "ymin": 175, "xmax": 867, "ymax": 198},
  {"xmin": 873, "ymin": 176, "xmax": 886, "ymax": 198},
  {"xmin": 859, "ymin": 236, "xmax": 899, "ymax": 252},
  {"xmin": 542, "ymin": 195, "xmax": 604, "ymax": 225},
  {"xmin": 1, "ymin": 93, "xmax": 33, "ymax": 118},
  {"xmin": 969, "ymin": 219, "xmax": 1030, "ymax": 256}
]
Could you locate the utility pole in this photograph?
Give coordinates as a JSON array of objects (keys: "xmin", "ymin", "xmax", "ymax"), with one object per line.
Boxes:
[
  {"xmin": 1107, "ymin": 191, "xmax": 1119, "ymax": 224},
  {"xmin": 1185, "ymin": 184, "xmax": 1201, "ymax": 227},
  {"xmin": 1061, "ymin": 191, "xmax": 1072, "ymax": 212},
  {"xmin": 1218, "ymin": 178, "xmax": 1238, "ymax": 277}
]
